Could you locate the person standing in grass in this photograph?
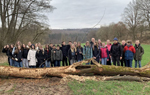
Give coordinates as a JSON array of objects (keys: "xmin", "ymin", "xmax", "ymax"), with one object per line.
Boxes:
[
  {"xmin": 2, "ymin": 45, "xmax": 10, "ymax": 65},
  {"xmin": 68, "ymin": 44, "xmax": 77, "ymax": 65},
  {"xmin": 13, "ymin": 45, "xmax": 23, "ymax": 67},
  {"xmin": 54, "ymin": 45, "xmax": 63, "ymax": 67},
  {"xmin": 120, "ymin": 40, "xmax": 127, "ymax": 67},
  {"xmin": 76, "ymin": 42, "xmax": 83, "ymax": 62},
  {"xmin": 36, "ymin": 45, "xmax": 46, "ymax": 68},
  {"xmin": 67, "ymin": 41, "xmax": 72, "ymax": 65},
  {"xmin": 83, "ymin": 41, "xmax": 93, "ymax": 65},
  {"xmin": 92, "ymin": 41, "xmax": 100, "ymax": 63},
  {"xmin": 98, "ymin": 39, "xmax": 102, "ymax": 49},
  {"xmin": 110, "ymin": 38, "xmax": 123, "ymax": 66},
  {"xmin": 124, "ymin": 40, "xmax": 136, "ymax": 67},
  {"xmin": 106, "ymin": 40, "xmax": 112, "ymax": 65},
  {"xmin": 22, "ymin": 44, "xmax": 29, "ymax": 68},
  {"xmin": 45, "ymin": 44, "xmax": 51, "ymax": 67},
  {"xmin": 134, "ymin": 40, "xmax": 144, "ymax": 68},
  {"xmin": 51, "ymin": 45, "xmax": 56, "ymax": 67},
  {"xmin": 100, "ymin": 43, "xmax": 109, "ymax": 65},
  {"xmin": 60, "ymin": 41, "xmax": 68, "ymax": 66},
  {"xmin": 9, "ymin": 44, "xmax": 14, "ymax": 66},
  {"xmin": 90, "ymin": 38, "xmax": 95, "ymax": 48},
  {"xmin": 27, "ymin": 45, "xmax": 37, "ymax": 68}
]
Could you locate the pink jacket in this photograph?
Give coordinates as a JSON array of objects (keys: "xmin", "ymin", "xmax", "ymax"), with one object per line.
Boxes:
[{"xmin": 106, "ymin": 44, "xmax": 112, "ymax": 51}]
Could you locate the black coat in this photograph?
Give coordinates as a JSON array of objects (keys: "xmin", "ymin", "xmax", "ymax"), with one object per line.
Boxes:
[
  {"xmin": 66, "ymin": 45, "xmax": 71, "ymax": 57},
  {"xmin": 45, "ymin": 49, "xmax": 51, "ymax": 61},
  {"xmin": 76, "ymin": 47, "xmax": 83, "ymax": 60},
  {"xmin": 92, "ymin": 46, "xmax": 100, "ymax": 59},
  {"xmin": 110, "ymin": 43, "xmax": 123, "ymax": 57},
  {"xmin": 13, "ymin": 50, "xmax": 23, "ymax": 62},
  {"xmin": 36, "ymin": 50, "xmax": 46, "ymax": 64},
  {"xmin": 60, "ymin": 45, "xmax": 68, "ymax": 57},
  {"xmin": 2, "ymin": 48, "xmax": 9, "ymax": 56},
  {"xmin": 68, "ymin": 49, "xmax": 77, "ymax": 60},
  {"xmin": 22, "ymin": 48, "xmax": 29, "ymax": 59},
  {"xmin": 90, "ymin": 41, "xmax": 94, "ymax": 48}
]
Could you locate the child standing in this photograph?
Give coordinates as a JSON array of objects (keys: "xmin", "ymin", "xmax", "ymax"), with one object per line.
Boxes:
[
  {"xmin": 83, "ymin": 41, "xmax": 93, "ymax": 65},
  {"xmin": 106, "ymin": 40, "xmax": 112, "ymax": 65},
  {"xmin": 124, "ymin": 41, "xmax": 136, "ymax": 67},
  {"xmin": 68, "ymin": 44, "xmax": 77, "ymax": 65},
  {"xmin": 100, "ymin": 43, "xmax": 109, "ymax": 65},
  {"xmin": 76, "ymin": 42, "xmax": 83, "ymax": 62},
  {"xmin": 54, "ymin": 45, "xmax": 63, "ymax": 67},
  {"xmin": 45, "ymin": 44, "xmax": 51, "ymax": 67},
  {"xmin": 13, "ymin": 45, "xmax": 23, "ymax": 67},
  {"xmin": 92, "ymin": 41, "xmax": 100, "ymax": 63},
  {"xmin": 134, "ymin": 40, "xmax": 144, "ymax": 68},
  {"xmin": 27, "ymin": 45, "xmax": 37, "ymax": 68},
  {"xmin": 36, "ymin": 46, "xmax": 46, "ymax": 68},
  {"xmin": 22, "ymin": 44, "xmax": 29, "ymax": 68}
]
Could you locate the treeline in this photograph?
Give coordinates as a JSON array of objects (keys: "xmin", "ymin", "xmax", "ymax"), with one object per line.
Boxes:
[{"xmin": 92, "ymin": 0, "xmax": 150, "ymax": 43}]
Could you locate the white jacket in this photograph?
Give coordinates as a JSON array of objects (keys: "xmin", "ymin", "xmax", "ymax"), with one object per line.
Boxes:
[{"xmin": 27, "ymin": 49, "xmax": 37, "ymax": 66}]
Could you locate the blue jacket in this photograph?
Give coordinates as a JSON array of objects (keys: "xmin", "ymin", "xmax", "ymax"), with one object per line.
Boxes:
[{"xmin": 83, "ymin": 46, "xmax": 93, "ymax": 59}]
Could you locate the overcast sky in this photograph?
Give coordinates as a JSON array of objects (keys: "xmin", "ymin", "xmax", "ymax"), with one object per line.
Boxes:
[{"xmin": 47, "ymin": 0, "xmax": 132, "ymax": 29}]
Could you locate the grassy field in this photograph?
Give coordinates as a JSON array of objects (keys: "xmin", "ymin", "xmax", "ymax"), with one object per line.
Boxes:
[{"xmin": 0, "ymin": 43, "xmax": 150, "ymax": 95}]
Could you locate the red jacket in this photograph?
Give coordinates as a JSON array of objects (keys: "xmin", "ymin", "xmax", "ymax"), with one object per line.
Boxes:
[
  {"xmin": 124, "ymin": 45, "xmax": 136, "ymax": 60},
  {"xmin": 100, "ymin": 47, "xmax": 109, "ymax": 59}
]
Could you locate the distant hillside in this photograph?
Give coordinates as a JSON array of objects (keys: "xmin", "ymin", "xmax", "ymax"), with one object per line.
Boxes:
[{"xmin": 51, "ymin": 28, "xmax": 99, "ymax": 34}]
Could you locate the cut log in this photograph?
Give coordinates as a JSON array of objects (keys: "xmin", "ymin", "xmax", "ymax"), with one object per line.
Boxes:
[{"xmin": 0, "ymin": 58, "xmax": 150, "ymax": 79}]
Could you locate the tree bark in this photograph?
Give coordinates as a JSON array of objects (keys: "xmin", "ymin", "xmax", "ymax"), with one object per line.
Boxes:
[{"xmin": 0, "ymin": 58, "xmax": 150, "ymax": 79}]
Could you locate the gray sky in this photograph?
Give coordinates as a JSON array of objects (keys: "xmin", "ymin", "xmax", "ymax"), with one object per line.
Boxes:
[{"xmin": 47, "ymin": 0, "xmax": 132, "ymax": 29}]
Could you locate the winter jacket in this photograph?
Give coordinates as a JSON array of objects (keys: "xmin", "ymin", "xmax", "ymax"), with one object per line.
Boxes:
[
  {"xmin": 54, "ymin": 49, "xmax": 63, "ymax": 61},
  {"xmin": 2, "ymin": 48, "xmax": 9, "ymax": 56},
  {"xmin": 76, "ymin": 47, "xmax": 83, "ymax": 61},
  {"xmin": 66, "ymin": 45, "xmax": 71, "ymax": 56},
  {"xmin": 22, "ymin": 48, "xmax": 29, "ymax": 59},
  {"xmin": 27, "ymin": 49, "xmax": 37, "ymax": 66},
  {"xmin": 36, "ymin": 50, "xmax": 46, "ymax": 61},
  {"xmin": 68, "ymin": 49, "xmax": 77, "ymax": 60},
  {"xmin": 45, "ymin": 49, "xmax": 51, "ymax": 61},
  {"xmin": 134, "ymin": 44, "xmax": 144, "ymax": 61},
  {"xmin": 92, "ymin": 46, "xmax": 100, "ymax": 59},
  {"xmin": 110, "ymin": 43, "xmax": 123, "ymax": 57},
  {"xmin": 83, "ymin": 46, "xmax": 93, "ymax": 59},
  {"xmin": 100, "ymin": 47, "xmax": 109, "ymax": 59},
  {"xmin": 51, "ymin": 49, "xmax": 56, "ymax": 62},
  {"xmin": 60, "ymin": 45, "xmax": 68, "ymax": 57},
  {"xmin": 124, "ymin": 45, "xmax": 136, "ymax": 60},
  {"xmin": 121, "ymin": 44, "xmax": 127, "ymax": 59},
  {"xmin": 13, "ymin": 50, "xmax": 23, "ymax": 62},
  {"xmin": 106, "ymin": 44, "xmax": 112, "ymax": 51}
]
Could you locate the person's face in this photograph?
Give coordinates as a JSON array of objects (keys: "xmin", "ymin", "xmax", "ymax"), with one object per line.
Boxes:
[
  {"xmin": 38, "ymin": 43, "xmax": 41, "ymax": 47},
  {"xmin": 46, "ymin": 45, "xmax": 49, "ymax": 48},
  {"xmin": 107, "ymin": 40, "xmax": 110, "ymax": 44},
  {"xmin": 28, "ymin": 42, "xmax": 31, "ymax": 46},
  {"xmin": 35, "ymin": 44, "xmax": 38, "ymax": 47},
  {"xmin": 86, "ymin": 42, "xmax": 89, "ymax": 46},
  {"xmin": 17, "ymin": 41, "xmax": 20, "ymax": 45},
  {"xmin": 18, "ymin": 46, "xmax": 21, "ymax": 50},
  {"xmin": 31, "ymin": 45, "xmax": 34, "ymax": 49},
  {"xmin": 98, "ymin": 40, "xmax": 101, "ymax": 43},
  {"xmin": 23, "ymin": 44, "xmax": 26, "ymax": 48},
  {"xmin": 135, "ymin": 41, "xmax": 140, "ymax": 46},
  {"xmin": 127, "ymin": 43, "xmax": 131, "ymax": 46},
  {"xmin": 62, "ymin": 42, "xmax": 66, "ymax": 45},
  {"xmin": 102, "ymin": 43, "xmax": 105, "ymax": 47},
  {"xmin": 74, "ymin": 42, "xmax": 77, "ymax": 45},
  {"xmin": 122, "ymin": 41, "xmax": 125, "ymax": 45},
  {"xmin": 113, "ymin": 40, "xmax": 117, "ymax": 44},
  {"xmin": 11, "ymin": 45, "xmax": 14, "ymax": 48},
  {"xmin": 78, "ymin": 43, "xmax": 81, "ymax": 47},
  {"xmin": 57, "ymin": 47, "xmax": 60, "ymax": 50},
  {"xmin": 53, "ymin": 46, "xmax": 55, "ymax": 49},
  {"xmin": 6, "ymin": 45, "xmax": 9, "ymax": 48},
  {"xmin": 69, "ymin": 42, "xmax": 72, "ymax": 45},
  {"xmin": 92, "ymin": 38, "xmax": 95, "ymax": 42},
  {"xmin": 71, "ymin": 45, "xmax": 75, "ymax": 49}
]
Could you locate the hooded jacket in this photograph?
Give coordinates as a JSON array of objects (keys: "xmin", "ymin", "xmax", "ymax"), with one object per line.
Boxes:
[
  {"xmin": 110, "ymin": 42, "xmax": 123, "ymax": 57},
  {"xmin": 124, "ymin": 45, "xmax": 136, "ymax": 60}
]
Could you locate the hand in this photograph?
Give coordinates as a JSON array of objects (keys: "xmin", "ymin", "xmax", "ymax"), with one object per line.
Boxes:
[
  {"xmin": 4, "ymin": 46, "xmax": 6, "ymax": 48},
  {"xmin": 76, "ymin": 53, "xmax": 77, "ymax": 55},
  {"xmin": 79, "ymin": 52, "xmax": 82, "ymax": 54},
  {"xmin": 120, "ymin": 57, "xmax": 122, "ymax": 60},
  {"xmin": 93, "ymin": 57, "xmax": 96, "ymax": 59},
  {"xmin": 100, "ymin": 59, "xmax": 101, "ymax": 61},
  {"xmin": 110, "ymin": 56, "xmax": 111, "ymax": 58},
  {"xmin": 54, "ymin": 51, "xmax": 56, "ymax": 53},
  {"xmin": 107, "ymin": 59, "xmax": 109, "ymax": 61}
]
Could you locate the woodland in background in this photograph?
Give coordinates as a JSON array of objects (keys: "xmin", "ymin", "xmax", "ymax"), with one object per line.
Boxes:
[{"xmin": 1, "ymin": 0, "xmax": 150, "ymax": 51}]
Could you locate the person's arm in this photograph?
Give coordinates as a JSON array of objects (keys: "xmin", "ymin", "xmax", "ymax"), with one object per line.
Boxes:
[
  {"xmin": 61, "ymin": 51, "xmax": 63, "ymax": 61},
  {"xmin": 27, "ymin": 50, "xmax": 30, "ymax": 61},
  {"xmin": 132, "ymin": 47, "xmax": 136, "ymax": 54},
  {"xmin": 90, "ymin": 48, "xmax": 93, "ymax": 58},
  {"xmin": 96, "ymin": 49, "xmax": 100, "ymax": 58},
  {"xmin": 83, "ymin": 47, "xmax": 85, "ymax": 59},
  {"xmin": 119, "ymin": 45, "xmax": 123, "ymax": 57},
  {"xmin": 140, "ymin": 46, "xmax": 144, "ymax": 56},
  {"xmin": 107, "ymin": 49, "xmax": 109, "ymax": 59}
]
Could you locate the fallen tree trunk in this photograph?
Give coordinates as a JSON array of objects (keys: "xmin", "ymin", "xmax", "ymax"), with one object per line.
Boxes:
[{"xmin": 0, "ymin": 58, "xmax": 150, "ymax": 79}]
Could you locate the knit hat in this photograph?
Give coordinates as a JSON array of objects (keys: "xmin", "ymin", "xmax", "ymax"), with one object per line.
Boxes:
[{"xmin": 113, "ymin": 37, "xmax": 118, "ymax": 41}]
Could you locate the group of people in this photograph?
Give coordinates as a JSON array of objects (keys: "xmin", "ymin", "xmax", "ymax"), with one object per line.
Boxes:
[{"xmin": 1, "ymin": 37, "xmax": 144, "ymax": 68}]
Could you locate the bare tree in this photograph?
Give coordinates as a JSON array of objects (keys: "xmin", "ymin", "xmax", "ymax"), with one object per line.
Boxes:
[{"xmin": 0, "ymin": 0, "xmax": 54, "ymax": 49}]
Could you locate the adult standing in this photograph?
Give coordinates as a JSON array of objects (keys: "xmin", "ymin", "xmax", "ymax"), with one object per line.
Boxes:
[
  {"xmin": 134, "ymin": 40, "xmax": 144, "ymax": 68},
  {"xmin": 110, "ymin": 38, "xmax": 123, "ymax": 66},
  {"xmin": 120, "ymin": 40, "xmax": 127, "ymax": 67},
  {"xmin": 60, "ymin": 41, "xmax": 68, "ymax": 66},
  {"xmin": 106, "ymin": 40, "xmax": 112, "ymax": 65}
]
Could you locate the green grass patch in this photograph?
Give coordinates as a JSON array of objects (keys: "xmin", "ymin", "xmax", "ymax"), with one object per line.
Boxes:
[
  {"xmin": 68, "ymin": 80, "xmax": 150, "ymax": 95},
  {"xmin": 0, "ymin": 62, "xmax": 9, "ymax": 66}
]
